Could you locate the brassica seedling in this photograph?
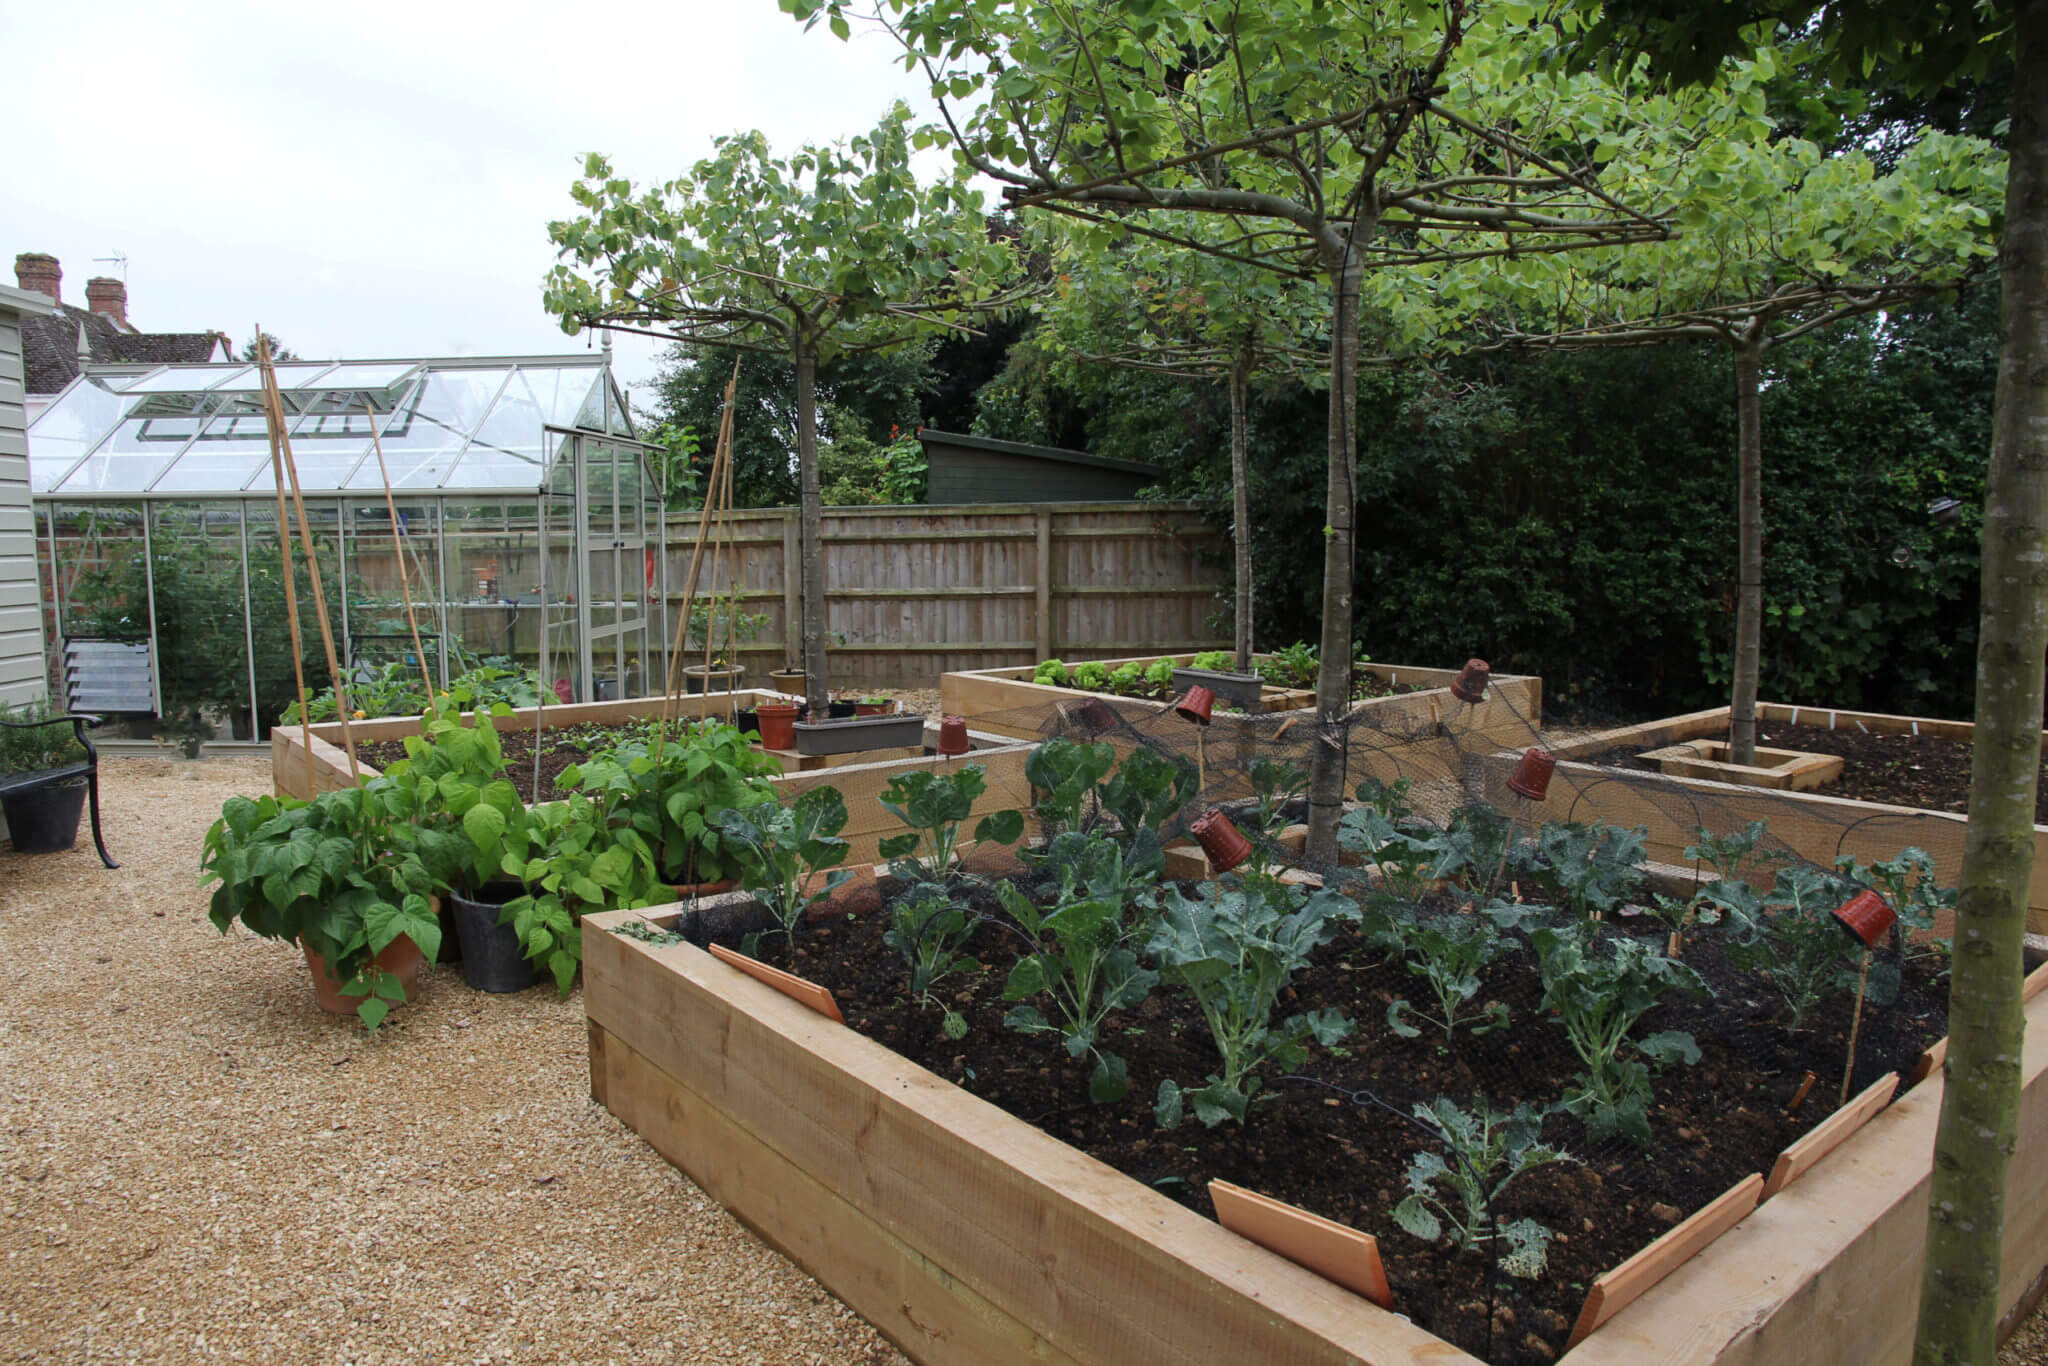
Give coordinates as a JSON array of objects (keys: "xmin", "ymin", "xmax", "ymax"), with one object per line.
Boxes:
[
  {"xmin": 877, "ymin": 763, "xmax": 1024, "ymax": 884},
  {"xmin": 884, "ymin": 883, "xmax": 980, "ymax": 1039},
  {"xmin": 716, "ymin": 785, "xmax": 854, "ymax": 948},
  {"xmin": 1149, "ymin": 880, "xmax": 1356, "ymax": 1127},
  {"xmin": 1393, "ymin": 1097, "xmax": 1573, "ymax": 1279},
  {"xmin": 1373, "ymin": 910, "xmax": 1510, "ymax": 1040}
]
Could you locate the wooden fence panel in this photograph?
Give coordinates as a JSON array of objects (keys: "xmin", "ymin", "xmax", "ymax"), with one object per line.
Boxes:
[{"xmin": 662, "ymin": 502, "xmax": 1224, "ymax": 690}]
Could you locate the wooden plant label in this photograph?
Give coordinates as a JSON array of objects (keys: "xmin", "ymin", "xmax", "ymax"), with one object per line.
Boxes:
[
  {"xmin": 1566, "ymin": 1172, "xmax": 1764, "ymax": 1350},
  {"xmin": 1763, "ymin": 1073, "xmax": 1900, "ymax": 1202},
  {"xmin": 706, "ymin": 943, "xmax": 845, "ymax": 1024},
  {"xmin": 1209, "ymin": 1180, "xmax": 1393, "ymax": 1308}
]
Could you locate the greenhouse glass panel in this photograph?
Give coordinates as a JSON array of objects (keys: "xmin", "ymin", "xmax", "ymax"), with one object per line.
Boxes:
[
  {"xmin": 151, "ymin": 502, "xmax": 255, "ymax": 740},
  {"xmin": 28, "ymin": 378, "xmax": 126, "ymax": 492},
  {"xmin": 57, "ymin": 394, "xmax": 222, "ymax": 494},
  {"xmin": 345, "ymin": 368, "xmax": 509, "ymax": 489},
  {"xmin": 294, "ymin": 362, "xmax": 420, "ymax": 393},
  {"xmin": 150, "ymin": 398, "xmax": 279, "ymax": 493},
  {"xmin": 119, "ymin": 366, "xmax": 254, "ymax": 394},
  {"xmin": 530, "ymin": 367, "xmax": 599, "ymax": 430},
  {"xmin": 243, "ymin": 502, "xmax": 339, "ymax": 734},
  {"xmin": 445, "ymin": 371, "xmax": 547, "ymax": 488}
]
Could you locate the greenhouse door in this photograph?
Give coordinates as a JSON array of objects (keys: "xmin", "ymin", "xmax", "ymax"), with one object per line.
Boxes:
[{"xmin": 576, "ymin": 434, "xmax": 652, "ymax": 702}]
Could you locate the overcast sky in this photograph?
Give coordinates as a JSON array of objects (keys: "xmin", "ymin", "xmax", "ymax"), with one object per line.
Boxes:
[{"xmin": 2, "ymin": 1, "xmax": 941, "ymax": 409}]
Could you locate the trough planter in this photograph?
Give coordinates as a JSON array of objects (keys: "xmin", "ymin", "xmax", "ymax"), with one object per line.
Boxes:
[
  {"xmin": 1170, "ymin": 665, "xmax": 1265, "ymax": 708},
  {"xmin": 793, "ymin": 713, "xmax": 926, "ymax": 756},
  {"xmin": 581, "ymin": 904, "xmax": 2048, "ymax": 1366},
  {"xmin": 1489, "ymin": 702, "xmax": 2048, "ymax": 934}
]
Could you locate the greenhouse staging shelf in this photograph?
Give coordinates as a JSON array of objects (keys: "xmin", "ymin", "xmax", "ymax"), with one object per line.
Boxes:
[
  {"xmin": 269, "ymin": 690, "xmax": 1033, "ymax": 867},
  {"xmin": 1503, "ymin": 703, "xmax": 2048, "ymax": 934},
  {"xmin": 581, "ymin": 903, "xmax": 2048, "ymax": 1366}
]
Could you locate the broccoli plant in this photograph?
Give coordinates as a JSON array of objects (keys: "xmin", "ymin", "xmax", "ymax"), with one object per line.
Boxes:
[
  {"xmin": 1686, "ymin": 820, "xmax": 1787, "ymax": 885},
  {"xmin": 1248, "ymin": 757, "xmax": 1309, "ymax": 836},
  {"xmin": 1371, "ymin": 910, "xmax": 1511, "ymax": 1040},
  {"xmin": 1512, "ymin": 820, "xmax": 1648, "ymax": 921},
  {"xmin": 1530, "ymin": 923, "xmax": 1704, "ymax": 1145},
  {"xmin": 1835, "ymin": 845, "xmax": 1955, "ymax": 974},
  {"xmin": 1715, "ymin": 863, "xmax": 1856, "ymax": 1028},
  {"xmin": 1149, "ymin": 880, "xmax": 1357, "ymax": 1127},
  {"xmin": 884, "ymin": 883, "xmax": 981, "ymax": 1039},
  {"xmin": 1099, "ymin": 746, "xmax": 1197, "ymax": 843},
  {"xmin": 1393, "ymin": 1097, "xmax": 1574, "ymax": 1279},
  {"xmin": 1337, "ymin": 805, "xmax": 1444, "ymax": 904},
  {"xmin": 877, "ymin": 762, "xmax": 1025, "ymax": 884},
  {"xmin": 997, "ymin": 831, "xmax": 1161, "ymax": 1102},
  {"xmin": 1025, "ymin": 736, "xmax": 1117, "ymax": 834},
  {"xmin": 715, "ymin": 785, "xmax": 855, "ymax": 948},
  {"xmin": 1354, "ymin": 775, "xmax": 1415, "ymax": 822}
]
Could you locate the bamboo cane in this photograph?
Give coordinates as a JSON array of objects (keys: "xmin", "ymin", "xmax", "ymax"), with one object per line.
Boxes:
[
  {"xmin": 658, "ymin": 360, "xmax": 741, "ymax": 750},
  {"xmin": 364, "ymin": 403, "xmax": 435, "ymax": 702},
  {"xmin": 258, "ymin": 340, "xmax": 317, "ymax": 797},
  {"xmin": 259, "ymin": 342, "xmax": 358, "ymax": 781},
  {"xmin": 1841, "ymin": 948, "xmax": 1873, "ymax": 1107}
]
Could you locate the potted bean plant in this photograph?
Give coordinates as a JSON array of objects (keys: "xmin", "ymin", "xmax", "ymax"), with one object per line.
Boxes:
[{"xmin": 0, "ymin": 698, "xmax": 92, "ymax": 853}]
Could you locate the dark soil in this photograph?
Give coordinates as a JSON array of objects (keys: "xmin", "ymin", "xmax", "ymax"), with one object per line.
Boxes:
[
  {"xmin": 1584, "ymin": 720, "xmax": 2048, "ymax": 824},
  {"xmin": 718, "ymin": 876, "xmax": 1957, "ymax": 1366}
]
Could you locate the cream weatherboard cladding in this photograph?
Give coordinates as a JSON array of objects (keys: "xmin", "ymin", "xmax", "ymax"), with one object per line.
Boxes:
[{"xmin": 0, "ymin": 285, "xmax": 54, "ymax": 708}]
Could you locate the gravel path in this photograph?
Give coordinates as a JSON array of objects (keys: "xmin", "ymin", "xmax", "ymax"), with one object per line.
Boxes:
[{"xmin": 0, "ymin": 756, "xmax": 904, "ymax": 1366}]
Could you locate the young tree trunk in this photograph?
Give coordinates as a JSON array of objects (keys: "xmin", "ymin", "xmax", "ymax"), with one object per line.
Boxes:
[
  {"xmin": 1913, "ymin": 8, "xmax": 2048, "ymax": 1359},
  {"xmin": 1229, "ymin": 347, "xmax": 1254, "ymax": 674},
  {"xmin": 1304, "ymin": 249, "xmax": 1363, "ymax": 863},
  {"xmin": 795, "ymin": 343, "xmax": 829, "ymax": 716},
  {"xmin": 1728, "ymin": 337, "xmax": 1765, "ymax": 766}
]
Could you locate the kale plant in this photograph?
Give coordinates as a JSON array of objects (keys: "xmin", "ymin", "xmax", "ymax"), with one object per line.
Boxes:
[
  {"xmin": 1530, "ymin": 923, "xmax": 1704, "ymax": 1145},
  {"xmin": 1099, "ymin": 746, "xmax": 1197, "ymax": 844},
  {"xmin": 1149, "ymin": 880, "xmax": 1357, "ymax": 1127},
  {"xmin": 1836, "ymin": 845, "xmax": 1955, "ymax": 974},
  {"xmin": 877, "ymin": 762, "xmax": 1025, "ymax": 883},
  {"xmin": 1371, "ymin": 909, "xmax": 1511, "ymax": 1040},
  {"xmin": 1715, "ymin": 863, "xmax": 1856, "ymax": 1028},
  {"xmin": 884, "ymin": 883, "xmax": 981, "ymax": 1039},
  {"xmin": 1354, "ymin": 776, "xmax": 1415, "ymax": 822},
  {"xmin": 997, "ymin": 831, "xmax": 1161, "ymax": 1102},
  {"xmin": 1248, "ymin": 757, "xmax": 1309, "ymax": 836},
  {"xmin": 1337, "ymin": 805, "xmax": 1445, "ymax": 904},
  {"xmin": 1686, "ymin": 821, "xmax": 1787, "ymax": 885},
  {"xmin": 1393, "ymin": 1097, "xmax": 1574, "ymax": 1279},
  {"xmin": 1024, "ymin": 736, "xmax": 1116, "ymax": 834}
]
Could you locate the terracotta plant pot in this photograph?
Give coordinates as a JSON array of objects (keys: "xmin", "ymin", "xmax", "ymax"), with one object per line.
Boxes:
[
  {"xmin": 1506, "ymin": 747, "xmax": 1557, "ymax": 802},
  {"xmin": 1175, "ymin": 686, "xmax": 1215, "ymax": 726},
  {"xmin": 756, "ymin": 703, "xmax": 799, "ymax": 750},
  {"xmin": 1832, "ymin": 890, "xmax": 1898, "ymax": 947},
  {"xmin": 1192, "ymin": 809, "xmax": 1253, "ymax": 874},
  {"xmin": 937, "ymin": 715, "xmax": 971, "ymax": 757},
  {"xmin": 1449, "ymin": 658, "xmax": 1491, "ymax": 704},
  {"xmin": 303, "ymin": 934, "xmax": 425, "ymax": 1017}
]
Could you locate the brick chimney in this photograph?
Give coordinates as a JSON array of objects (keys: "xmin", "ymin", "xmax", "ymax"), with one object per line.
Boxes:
[
  {"xmin": 85, "ymin": 277, "xmax": 128, "ymax": 328},
  {"xmin": 14, "ymin": 252, "xmax": 60, "ymax": 304}
]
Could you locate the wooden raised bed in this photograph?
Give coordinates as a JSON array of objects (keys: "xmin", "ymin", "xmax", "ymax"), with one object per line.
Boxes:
[
  {"xmin": 269, "ymin": 691, "xmax": 1033, "ymax": 867},
  {"xmin": 1489, "ymin": 703, "xmax": 2048, "ymax": 934},
  {"xmin": 584, "ymin": 905, "xmax": 2048, "ymax": 1365}
]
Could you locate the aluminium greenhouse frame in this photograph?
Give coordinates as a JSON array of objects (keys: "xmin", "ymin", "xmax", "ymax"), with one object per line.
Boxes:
[{"xmin": 27, "ymin": 355, "xmax": 667, "ymax": 740}]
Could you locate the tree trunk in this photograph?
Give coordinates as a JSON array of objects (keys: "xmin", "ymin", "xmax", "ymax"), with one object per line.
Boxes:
[
  {"xmin": 1304, "ymin": 250, "xmax": 1362, "ymax": 864},
  {"xmin": 1728, "ymin": 337, "xmax": 1765, "ymax": 766},
  {"xmin": 796, "ymin": 342, "xmax": 828, "ymax": 715},
  {"xmin": 1912, "ymin": 7, "xmax": 2048, "ymax": 1359},
  {"xmin": 1229, "ymin": 347, "xmax": 1254, "ymax": 674}
]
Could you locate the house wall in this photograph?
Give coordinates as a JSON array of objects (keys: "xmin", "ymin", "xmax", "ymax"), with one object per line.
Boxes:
[{"xmin": 0, "ymin": 304, "xmax": 47, "ymax": 709}]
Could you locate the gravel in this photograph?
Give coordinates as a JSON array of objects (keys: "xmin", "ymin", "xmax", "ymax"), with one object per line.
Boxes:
[{"xmin": 0, "ymin": 755, "xmax": 904, "ymax": 1366}]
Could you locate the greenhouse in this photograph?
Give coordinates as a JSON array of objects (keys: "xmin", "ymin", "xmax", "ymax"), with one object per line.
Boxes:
[{"xmin": 25, "ymin": 354, "xmax": 664, "ymax": 742}]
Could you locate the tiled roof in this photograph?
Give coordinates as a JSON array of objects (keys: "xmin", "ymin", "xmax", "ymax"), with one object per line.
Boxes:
[{"xmin": 20, "ymin": 304, "xmax": 224, "ymax": 395}]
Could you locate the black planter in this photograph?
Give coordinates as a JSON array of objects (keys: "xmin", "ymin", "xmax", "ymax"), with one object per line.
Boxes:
[
  {"xmin": 1170, "ymin": 666, "xmax": 1265, "ymax": 709},
  {"xmin": 448, "ymin": 883, "xmax": 539, "ymax": 993},
  {"xmin": 2, "ymin": 779, "xmax": 86, "ymax": 854},
  {"xmin": 793, "ymin": 712, "xmax": 926, "ymax": 756},
  {"xmin": 733, "ymin": 707, "xmax": 761, "ymax": 736}
]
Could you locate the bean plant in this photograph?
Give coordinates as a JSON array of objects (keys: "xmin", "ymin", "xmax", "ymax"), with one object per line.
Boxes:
[
  {"xmin": 1393, "ymin": 1097, "xmax": 1574, "ymax": 1279},
  {"xmin": 1530, "ymin": 922, "xmax": 1704, "ymax": 1145},
  {"xmin": 998, "ymin": 831, "xmax": 1161, "ymax": 1102},
  {"xmin": 877, "ymin": 762, "xmax": 1025, "ymax": 883},
  {"xmin": 884, "ymin": 883, "xmax": 981, "ymax": 1039},
  {"xmin": 1150, "ymin": 880, "xmax": 1356, "ymax": 1127}
]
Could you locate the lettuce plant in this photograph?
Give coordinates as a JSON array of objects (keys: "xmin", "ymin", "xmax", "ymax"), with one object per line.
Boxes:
[
  {"xmin": 1143, "ymin": 657, "xmax": 1177, "ymax": 693},
  {"xmin": 1529, "ymin": 923, "xmax": 1704, "ymax": 1145},
  {"xmin": 1149, "ymin": 880, "xmax": 1356, "ymax": 1127},
  {"xmin": 1071, "ymin": 660, "xmax": 1110, "ymax": 691},
  {"xmin": 997, "ymin": 831, "xmax": 1161, "ymax": 1101},
  {"xmin": 1393, "ymin": 1097, "xmax": 1573, "ymax": 1280}
]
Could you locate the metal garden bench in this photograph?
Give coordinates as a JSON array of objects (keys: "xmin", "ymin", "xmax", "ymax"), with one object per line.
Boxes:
[{"xmin": 0, "ymin": 712, "xmax": 118, "ymax": 868}]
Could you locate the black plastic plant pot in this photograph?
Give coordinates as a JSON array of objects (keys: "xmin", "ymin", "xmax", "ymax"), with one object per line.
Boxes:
[
  {"xmin": 733, "ymin": 707, "xmax": 761, "ymax": 736},
  {"xmin": 793, "ymin": 713, "xmax": 927, "ymax": 756},
  {"xmin": 1, "ymin": 779, "xmax": 86, "ymax": 854},
  {"xmin": 1170, "ymin": 666, "xmax": 1264, "ymax": 708},
  {"xmin": 449, "ymin": 883, "xmax": 540, "ymax": 993}
]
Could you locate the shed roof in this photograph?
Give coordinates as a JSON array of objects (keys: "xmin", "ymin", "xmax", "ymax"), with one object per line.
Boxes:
[{"xmin": 915, "ymin": 428, "xmax": 1162, "ymax": 477}]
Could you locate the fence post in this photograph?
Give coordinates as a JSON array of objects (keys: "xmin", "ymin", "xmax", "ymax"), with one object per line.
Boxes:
[
  {"xmin": 1035, "ymin": 509, "xmax": 1053, "ymax": 661},
  {"xmin": 782, "ymin": 509, "xmax": 800, "ymax": 670}
]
